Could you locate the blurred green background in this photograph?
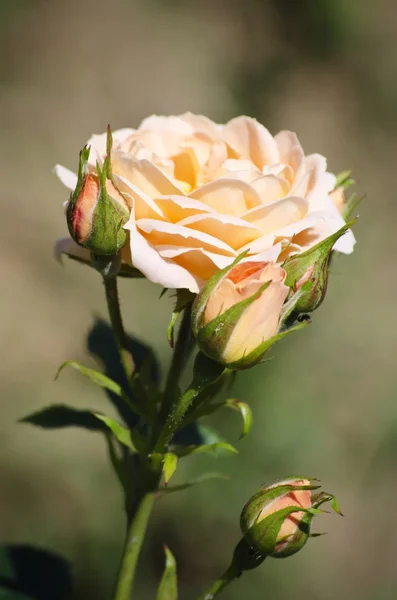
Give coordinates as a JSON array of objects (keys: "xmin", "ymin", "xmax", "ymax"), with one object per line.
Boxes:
[{"xmin": 1, "ymin": 0, "xmax": 396, "ymax": 598}]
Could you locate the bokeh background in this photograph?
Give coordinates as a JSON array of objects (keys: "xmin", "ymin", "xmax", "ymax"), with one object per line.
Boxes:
[{"xmin": 1, "ymin": 0, "xmax": 396, "ymax": 598}]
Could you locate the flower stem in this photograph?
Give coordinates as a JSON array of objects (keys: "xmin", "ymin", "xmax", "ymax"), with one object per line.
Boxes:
[
  {"xmin": 112, "ymin": 489, "xmax": 156, "ymax": 600},
  {"xmin": 160, "ymin": 304, "xmax": 194, "ymax": 421},
  {"xmin": 197, "ymin": 565, "xmax": 240, "ymax": 600},
  {"xmin": 103, "ymin": 274, "xmax": 135, "ymax": 381}
]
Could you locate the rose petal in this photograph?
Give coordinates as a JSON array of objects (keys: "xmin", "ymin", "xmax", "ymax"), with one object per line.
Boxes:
[
  {"xmin": 190, "ymin": 178, "xmax": 262, "ymax": 216},
  {"xmin": 242, "ymin": 197, "xmax": 308, "ymax": 234},
  {"xmin": 178, "ymin": 213, "xmax": 261, "ymax": 251},
  {"xmin": 136, "ymin": 218, "xmax": 237, "ymax": 256},
  {"xmin": 125, "ymin": 214, "xmax": 200, "ymax": 292},
  {"xmin": 54, "ymin": 165, "xmax": 78, "ymax": 191},
  {"xmin": 223, "ymin": 116, "xmax": 280, "ymax": 168},
  {"xmin": 250, "ymin": 175, "xmax": 290, "ymax": 204},
  {"xmin": 154, "ymin": 195, "xmax": 216, "ymax": 222},
  {"xmin": 157, "ymin": 246, "xmax": 232, "ymax": 281},
  {"xmin": 274, "ymin": 131, "xmax": 305, "ymax": 183}
]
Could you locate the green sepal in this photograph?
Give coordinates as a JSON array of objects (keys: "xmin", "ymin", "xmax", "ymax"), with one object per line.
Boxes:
[
  {"xmin": 245, "ymin": 505, "xmax": 313, "ymax": 557},
  {"xmin": 172, "ymin": 441, "xmax": 238, "ymax": 458},
  {"xmin": 195, "ymin": 280, "xmax": 271, "ymax": 365},
  {"xmin": 343, "ymin": 192, "xmax": 364, "ymax": 221},
  {"xmin": 167, "ymin": 289, "xmax": 195, "ymax": 348},
  {"xmin": 163, "ymin": 453, "xmax": 178, "ymax": 486},
  {"xmin": 240, "ymin": 481, "xmax": 320, "ymax": 534},
  {"xmin": 335, "ymin": 170, "xmax": 355, "ymax": 190},
  {"xmin": 158, "ymin": 472, "xmax": 229, "ymax": 494},
  {"xmin": 312, "ymin": 491, "xmax": 344, "ymax": 516},
  {"xmin": 282, "ymin": 220, "xmax": 356, "ymax": 314},
  {"xmin": 68, "ymin": 145, "xmax": 90, "ymax": 208},
  {"xmin": 191, "ymin": 251, "xmax": 249, "ymax": 335},
  {"xmin": 156, "ymin": 545, "xmax": 177, "ymax": 600}
]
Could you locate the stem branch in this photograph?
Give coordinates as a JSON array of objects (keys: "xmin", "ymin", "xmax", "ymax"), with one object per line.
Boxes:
[
  {"xmin": 103, "ymin": 275, "xmax": 135, "ymax": 380},
  {"xmin": 112, "ymin": 490, "xmax": 156, "ymax": 600},
  {"xmin": 197, "ymin": 565, "xmax": 240, "ymax": 600}
]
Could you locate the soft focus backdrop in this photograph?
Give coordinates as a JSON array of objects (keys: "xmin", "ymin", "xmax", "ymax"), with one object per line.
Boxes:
[{"xmin": 1, "ymin": 0, "xmax": 396, "ymax": 598}]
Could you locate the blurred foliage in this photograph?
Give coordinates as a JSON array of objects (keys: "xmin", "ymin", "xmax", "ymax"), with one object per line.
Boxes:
[{"xmin": 1, "ymin": 0, "xmax": 397, "ymax": 599}]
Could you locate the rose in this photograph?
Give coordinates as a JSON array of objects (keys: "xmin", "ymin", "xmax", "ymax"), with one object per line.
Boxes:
[
  {"xmin": 56, "ymin": 113, "xmax": 355, "ymax": 292},
  {"xmin": 192, "ymin": 260, "xmax": 290, "ymax": 369},
  {"xmin": 240, "ymin": 477, "xmax": 324, "ymax": 558}
]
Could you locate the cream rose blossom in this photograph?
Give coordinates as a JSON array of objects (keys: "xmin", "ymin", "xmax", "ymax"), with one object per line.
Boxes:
[{"xmin": 56, "ymin": 114, "xmax": 355, "ymax": 292}]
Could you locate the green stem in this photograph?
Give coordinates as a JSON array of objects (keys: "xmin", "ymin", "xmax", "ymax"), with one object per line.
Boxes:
[
  {"xmin": 103, "ymin": 275, "xmax": 135, "ymax": 380},
  {"xmin": 197, "ymin": 565, "xmax": 240, "ymax": 600},
  {"xmin": 112, "ymin": 490, "xmax": 156, "ymax": 600},
  {"xmin": 160, "ymin": 304, "xmax": 194, "ymax": 422}
]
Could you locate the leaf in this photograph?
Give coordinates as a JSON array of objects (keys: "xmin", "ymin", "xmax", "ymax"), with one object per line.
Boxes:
[
  {"xmin": 20, "ymin": 405, "xmax": 105, "ymax": 431},
  {"xmin": 173, "ymin": 442, "xmax": 238, "ymax": 458},
  {"xmin": 167, "ymin": 289, "xmax": 195, "ymax": 348},
  {"xmin": 159, "ymin": 472, "xmax": 229, "ymax": 494},
  {"xmin": 224, "ymin": 399, "xmax": 252, "ymax": 439},
  {"xmin": 55, "ymin": 360, "xmax": 122, "ymax": 394},
  {"xmin": 94, "ymin": 414, "xmax": 137, "ymax": 451},
  {"xmin": 163, "ymin": 453, "xmax": 178, "ymax": 485},
  {"xmin": 55, "ymin": 360, "xmax": 145, "ymax": 419},
  {"xmin": 0, "ymin": 545, "xmax": 72, "ymax": 600},
  {"xmin": 156, "ymin": 546, "xmax": 177, "ymax": 600}
]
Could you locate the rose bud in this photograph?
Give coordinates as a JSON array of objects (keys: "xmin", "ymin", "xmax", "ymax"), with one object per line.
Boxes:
[
  {"xmin": 282, "ymin": 221, "xmax": 355, "ymax": 314},
  {"xmin": 66, "ymin": 141, "xmax": 129, "ymax": 256},
  {"xmin": 191, "ymin": 257, "xmax": 306, "ymax": 370},
  {"xmin": 240, "ymin": 477, "xmax": 342, "ymax": 559}
]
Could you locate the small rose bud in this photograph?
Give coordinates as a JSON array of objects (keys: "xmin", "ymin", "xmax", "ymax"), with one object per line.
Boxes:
[
  {"xmin": 191, "ymin": 257, "xmax": 292, "ymax": 370},
  {"xmin": 240, "ymin": 477, "xmax": 342, "ymax": 559},
  {"xmin": 282, "ymin": 221, "xmax": 355, "ymax": 314},
  {"xmin": 66, "ymin": 132, "xmax": 130, "ymax": 256}
]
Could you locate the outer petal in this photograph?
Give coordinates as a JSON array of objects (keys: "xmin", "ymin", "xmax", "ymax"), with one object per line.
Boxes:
[
  {"xmin": 125, "ymin": 213, "xmax": 201, "ymax": 292},
  {"xmin": 178, "ymin": 213, "xmax": 261, "ymax": 251},
  {"xmin": 136, "ymin": 218, "xmax": 237, "ymax": 256},
  {"xmin": 223, "ymin": 116, "xmax": 280, "ymax": 168},
  {"xmin": 54, "ymin": 165, "xmax": 78, "ymax": 191},
  {"xmin": 157, "ymin": 246, "xmax": 232, "ymax": 281}
]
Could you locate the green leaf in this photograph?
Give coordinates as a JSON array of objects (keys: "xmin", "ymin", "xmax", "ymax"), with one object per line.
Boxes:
[
  {"xmin": 20, "ymin": 405, "xmax": 105, "ymax": 431},
  {"xmin": 224, "ymin": 399, "xmax": 253, "ymax": 439},
  {"xmin": 173, "ymin": 442, "xmax": 238, "ymax": 458},
  {"xmin": 163, "ymin": 453, "xmax": 178, "ymax": 485},
  {"xmin": 156, "ymin": 546, "xmax": 177, "ymax": 600},
  {"xmin": 104, "ymin": 434, "xmax": 129, "ymax": 489},
  {"xmin": 55, "ymin": 360, "xmax": 123, "ymax": 395},
  {"xmin": 55, "ymin": 360, "xmax": 141, "ymax": 417},
  {"xmin": 160, "ymin": 472, "xmax": 229, "ymax": 494},
  {"xmin": 94, "ymin": 414, "xmax": 137, "ymax": 451},
  {"xmin": 167, "ymin": 289, "xmax": 195, "ymax": 348}
]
